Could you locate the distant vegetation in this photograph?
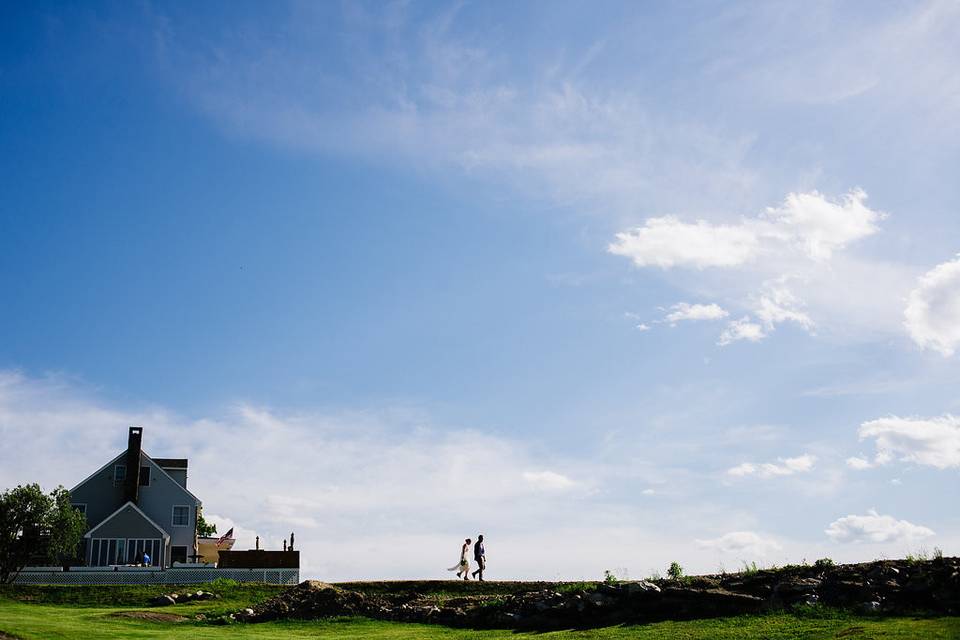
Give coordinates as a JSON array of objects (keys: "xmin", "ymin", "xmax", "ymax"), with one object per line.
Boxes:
[{"xmin": 0, "ymin": 483, "xmax": 86, "ymax": 583}]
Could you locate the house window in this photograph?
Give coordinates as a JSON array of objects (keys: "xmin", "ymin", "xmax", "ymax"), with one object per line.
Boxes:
[
  {"xmin": 139, "ymin": 466, "xmax": 151, "ymax": 486},
  {"xmin": 114, "ymin": 464, "xmax": 126, "ymax": 486},
  {"xmin": 172, "ymin": 505, "xmax": 189, "ymax": 527},
  {"xmin": 171, "ymin": 545, "xmax": 188, "ymax": 564},
  {"xmin": 72, "ymin": 503, "xmax": 86, "ymax": 515}
]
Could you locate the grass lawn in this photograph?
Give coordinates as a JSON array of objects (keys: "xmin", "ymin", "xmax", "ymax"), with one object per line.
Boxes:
[{"xmin": 2, "ymin": 599, "xmax": 959, "ymax": 639}]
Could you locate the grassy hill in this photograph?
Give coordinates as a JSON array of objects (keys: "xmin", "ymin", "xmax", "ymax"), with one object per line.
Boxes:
[{"xmin": 1, "ymin": 580, "xmax": 959, "ymax": 639}]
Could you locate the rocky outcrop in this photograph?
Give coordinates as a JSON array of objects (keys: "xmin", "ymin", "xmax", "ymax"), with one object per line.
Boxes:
[
  {"xmin": 237, "ymin": 556, "xmax": 960, "ymax": 629},
  {"xmin": 151, "ymin": 589, "xmax": 219, "ymax": 607}
]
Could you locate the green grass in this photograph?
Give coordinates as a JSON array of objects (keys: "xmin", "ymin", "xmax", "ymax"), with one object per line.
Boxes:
[
  {"xmin": 1, "ymin": 598, "xmax": 959, "ymax": 639},
  {"xmin": 0, "ymin": 581, "xmax": 284, "ymax": 610}
]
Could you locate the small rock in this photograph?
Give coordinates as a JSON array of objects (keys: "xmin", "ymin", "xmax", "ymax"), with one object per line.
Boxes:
[
  {"xmin": 624, "ymin": 580, "xmax": 661, "ymax": 595},
  {"xmin": 859, "ymin": 601, "xmax": 881, "ymax": 613},
  {"xmin": 153, "ymin": 595, "xmax": 176, "ymax": 607}
]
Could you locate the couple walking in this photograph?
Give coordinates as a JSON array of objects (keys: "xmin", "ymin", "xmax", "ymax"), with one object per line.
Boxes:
[{"xmin": 447, "ymin": 534, "xmax": 485, "ymax": 581}]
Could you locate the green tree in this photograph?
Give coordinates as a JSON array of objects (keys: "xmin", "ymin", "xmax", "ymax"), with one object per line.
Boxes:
[
  {"xmin": 667, "ymin": 561, "xmax": 685, "ymax": 581},
  {"xmin": 0, "ymin": 484, "xmax": 87, "ymax": 583},
  {"xmin": 196, "ymin": 512, "xmax": 217, "ymax": 538}
]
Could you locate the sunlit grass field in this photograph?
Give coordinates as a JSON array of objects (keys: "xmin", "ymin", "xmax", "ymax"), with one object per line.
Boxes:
[{"xmin": 1, "ymin": 583, "xmax": 958, "ymax": 639}]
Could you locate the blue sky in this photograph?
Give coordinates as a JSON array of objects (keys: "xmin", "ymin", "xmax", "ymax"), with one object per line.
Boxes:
[{"xmin": 1, "ymin": 1, "xmax": 959, "ymax": 580}]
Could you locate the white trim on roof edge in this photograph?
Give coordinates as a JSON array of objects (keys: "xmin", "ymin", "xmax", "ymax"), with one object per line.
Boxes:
[
  {"xmin": 70, "ymin": 449, "xmax": 201, "ymax": 506},
  {"xmin": 84, "ymin": 501, "xmax": 171, "ymax": 541},
  {"xmin": 69, "ymin": 451, "xmax": 126, "ymax": 494}
]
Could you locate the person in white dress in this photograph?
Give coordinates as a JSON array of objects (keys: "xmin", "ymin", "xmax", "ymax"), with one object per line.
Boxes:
[{"xmin": 447, "ymin": 538, "xmax": 472, "ymax": 579}]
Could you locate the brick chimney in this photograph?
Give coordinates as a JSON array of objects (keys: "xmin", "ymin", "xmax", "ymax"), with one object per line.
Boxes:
[{"xmin": 124, "ymin": 427, "xmax": 143, "ymax": 504}]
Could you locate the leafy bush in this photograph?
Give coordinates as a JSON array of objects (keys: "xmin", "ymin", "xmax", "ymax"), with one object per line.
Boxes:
[
  {"xmin": 603, "ymin": 569, "xmax": 618, "ymax": 585},
  {"xmin": 0, "ymin": 484, "xmax": 86, "ymax": 583},
  {"xmin": 741, "ymin": 561, "xmax": 760, "ymax": 576},
  {"xmin": 667, "ymin": 562, "xmax": 684, "ymax": 581},
  {"xmin": 813, "ymin": 558, "xmax": 835, "ymax": 570},
  {"xmin": 557, "ymin": 581, "xmax": 597, "ymax": 594},
  {"xmin": 210, "ymin": 577, "xmax": 239, "ymax": 589}
]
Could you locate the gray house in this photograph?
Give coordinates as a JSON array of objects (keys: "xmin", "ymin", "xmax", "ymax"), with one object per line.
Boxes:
[{"xmin": 69, "ymin": 427, "xmax": 201, "ymax": 567}]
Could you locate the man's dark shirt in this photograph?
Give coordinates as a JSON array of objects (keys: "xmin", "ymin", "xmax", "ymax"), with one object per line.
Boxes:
[{"xmin": 474, "ymin": 542, "xmax": 484, "ymax": 561}]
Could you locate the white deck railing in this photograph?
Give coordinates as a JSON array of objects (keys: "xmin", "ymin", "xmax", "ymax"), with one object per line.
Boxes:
[{"xmin": 12, "ymin": 567, "xmax": 299, "ymax": 585}]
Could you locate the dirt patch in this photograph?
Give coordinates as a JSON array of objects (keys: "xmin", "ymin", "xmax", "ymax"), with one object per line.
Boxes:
[
  {"xmin": 108, "ymin": 610, "xmax": 189, "ymax": 623},
  {"xmin": 0, "ymin": 631, "xmax": 22, "ymax": 639}
]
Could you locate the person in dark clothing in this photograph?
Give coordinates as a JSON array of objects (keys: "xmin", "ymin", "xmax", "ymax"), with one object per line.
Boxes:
[{"xmin": 471, "ymin": 534, "xmax": 486, "ymax": 581}]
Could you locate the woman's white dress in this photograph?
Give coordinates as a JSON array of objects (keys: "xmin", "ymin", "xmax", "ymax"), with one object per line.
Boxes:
[{"xmin": 447, "ymin": 544, "xmax": 470, "ymax": 574}]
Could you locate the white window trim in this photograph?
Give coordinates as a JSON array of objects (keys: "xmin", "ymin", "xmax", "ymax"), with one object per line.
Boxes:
[{"xmin": 171, "ymin": 504, "xmax": 190, "ymax": 528}]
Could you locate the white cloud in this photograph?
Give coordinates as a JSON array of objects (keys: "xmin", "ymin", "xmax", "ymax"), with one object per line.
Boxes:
[
  {"xmin": 635, "ymin": 323, "xmax": 651, "ymax": 332},
  {"xmin": 608, "ymin": 217, "xmax": 762, "ymax": 269},
  {"xmin": 664, "ymin": 302, "xmax": 729, "ymax": 324},
  {"xmin": 522, "ymin": 470, "xmax": 576, "ymax": 491},
  {"xmin": 763, "ymin": 189, "xmax": 883, "ymax": 261},
  {"xmin": 752, "ymin": 283, "xmax": 814, "ymax": 331},
  {"xmin": 0, "ymin": 370, "xmax": 608, "ymax": 580},
  {"xmin": 610, "ymin": 189, "xmax": 882, "ymax": 271},
  {"xmin": 611, "ymin": 190, "xmax": 907, "ymax": 346},
  {"xmin": 825, "ymin": 510, "xmax": 935, "ymax": 544},
  {"xmin": 167, "ymin": 10, "xmax": 759, "ymax": 221},
  {"xmin": 727, "ymin": 454, "xmax": 816, "ymax": 479},
  {"xmin": 718, "ymin": 317, "xmax": 767, "ymax": 346},
  {"xmin": 845, "ymin": 456, "xmax": 873, "ymax": 470},
  {"xmin": 8, "ymin": 370, "xmax": 771, "ymax": 580},
  {"xmin": 696, "ymin": 531, "xmax": 782, "ymax": 556},
  {"xmin": 855, "ymin": 415, "xmax": 960, "ymax": 469},
  {"xmin": 904, "ymin": 256, "xmax": 960, "ymax": 356}
]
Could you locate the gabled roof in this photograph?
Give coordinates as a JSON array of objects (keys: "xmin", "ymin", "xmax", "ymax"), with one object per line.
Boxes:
[
  {"xmin": 69, "ymin": 449, "xmax": 201, "ymax": 507},
  {"xmin": 69, "ymin": 451, "xmax": 126, "ymax": 494},
  {"xmin": 84, "ymin": 501, "xmax": 171, "ymax": 540},
  {"xmin": 142, "ymin": 453, "xmax": 202, "ymax": 505}
]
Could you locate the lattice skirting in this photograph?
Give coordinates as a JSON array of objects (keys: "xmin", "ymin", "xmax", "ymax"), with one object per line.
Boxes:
[{"xmin": 12, "ymin": 568, "xmax": 299, "ymax": 585}]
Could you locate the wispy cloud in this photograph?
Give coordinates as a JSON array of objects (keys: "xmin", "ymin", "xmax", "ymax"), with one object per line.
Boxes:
[
  {"xmin": 0, "ymin": 369, "xmax": 776, "ymax": 580},
  {"xmin": 159, "ymin": 6, "xmax": 757, "ymax": 221},
  {"xmin": 664, "ymin": 303, "xmax": 729, "ymax": 324},
  {"xmin": 718, "ymin": 317, "xmax": 766, "ymax": 346},
  {"xmin": 696, "ymin": 531, "xmax": 782, "ymax": 556},
  {"xmin": 727, "ymin": 454, "xmax": 817, "ymax": 479}
]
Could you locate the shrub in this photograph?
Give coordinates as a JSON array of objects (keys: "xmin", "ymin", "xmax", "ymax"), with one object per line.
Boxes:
[
  {"xmin": 210, "ymin": 577, "xmax": 239, "ymax": 589},
  {"xmin": 813, "ymin": 558, "xmax": 835, "ymax": 570},
  {"xmin": 933, "ymin": 547, "xmax": 944, "ymax": 560},
  {"xmin": 557, "ymin": 581, "xmax": 596, "ymax": 593},
  {"xmin": 0, "ymin": 484, "xmax": 86, "ymax": 583},
  {"xmin": 603, "ymin": 569, "xmax": 619, "ymax": 585},
  {"xmin": 741, "ymin": 561, "xmax": 760, "ymax": 576},
  {"xmin": 667, "ymin": 562, "xmax": 684, "ymax": 581}
]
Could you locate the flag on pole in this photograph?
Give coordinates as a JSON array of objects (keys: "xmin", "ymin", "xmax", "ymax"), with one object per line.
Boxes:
[{"xmin": 216, "ymin": 527, "xmax": 234, "ymax": 547}]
